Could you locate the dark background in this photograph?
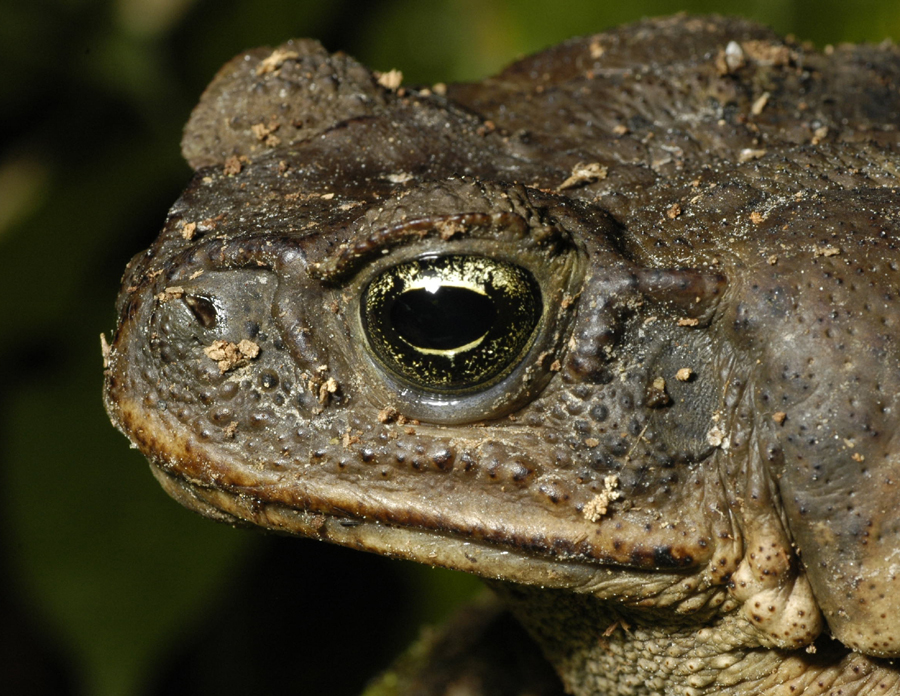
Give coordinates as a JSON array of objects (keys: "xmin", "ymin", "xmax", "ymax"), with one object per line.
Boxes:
[{"xmin": 3, "ymin": 1, "xmax": 899, "ymax": 694}]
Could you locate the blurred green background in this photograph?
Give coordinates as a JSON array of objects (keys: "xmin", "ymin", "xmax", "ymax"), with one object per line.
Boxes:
[{"xmin": 2, "ymin": 0, "xmax": 898, "ymax": 694}]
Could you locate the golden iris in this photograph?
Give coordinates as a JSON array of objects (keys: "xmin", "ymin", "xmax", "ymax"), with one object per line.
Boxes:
[{"xmin": 362, "ymin": 255, "xmax": 542, "ymax": 392}]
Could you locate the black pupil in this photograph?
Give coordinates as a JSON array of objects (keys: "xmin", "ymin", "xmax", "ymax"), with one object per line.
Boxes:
[{"xmin": 390, "ymin": 286, "xmax": 496, "ymax": 350}]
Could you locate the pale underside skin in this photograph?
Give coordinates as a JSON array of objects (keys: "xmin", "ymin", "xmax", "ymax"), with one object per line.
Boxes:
[{"xmin": 104, "ymin": 14, "xmax": 900, "ymax": 696}]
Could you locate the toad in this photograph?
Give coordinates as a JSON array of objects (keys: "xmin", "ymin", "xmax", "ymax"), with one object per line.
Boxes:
[{"xmin": 104, "ymin": 15, "xmax": 900, "ymax": 695}]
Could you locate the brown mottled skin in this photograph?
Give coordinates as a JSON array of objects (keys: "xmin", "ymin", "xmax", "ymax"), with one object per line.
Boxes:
[{"xmin": 104, "ymin": 15, "xmax": 900, "ymax": 695}]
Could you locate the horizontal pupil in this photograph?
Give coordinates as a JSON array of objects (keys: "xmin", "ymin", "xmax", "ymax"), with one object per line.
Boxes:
[{"xmin": 391, "ymin": 286, "xmax": 496, "ymax": 351}]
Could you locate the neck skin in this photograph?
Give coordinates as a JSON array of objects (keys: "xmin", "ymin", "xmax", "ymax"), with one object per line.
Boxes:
[{"xmin": 492, "ymin": 583, "xmax": 900, "ymax": 696}]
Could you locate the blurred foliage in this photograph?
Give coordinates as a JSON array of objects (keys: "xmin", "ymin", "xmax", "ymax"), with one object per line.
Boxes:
[{"xmin": 1, "ymin": 0, "xmax": 899, "ymax": 694}]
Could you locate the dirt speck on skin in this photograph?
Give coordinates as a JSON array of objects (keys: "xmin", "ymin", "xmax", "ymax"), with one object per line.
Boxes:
[
  {"xmin": 715, "ymin": 40, "xmax": 745, "ymax": 74},
  {"xmin": 813, "ymin": 244, "xmax": 841, "ymax": 257},
  {"xmin": 156, "ymin": 286, "xmax": 185, "ymax": 303},
  {"xmin": 750, "ymin": 211, "xmax": 766, "ymax": 225},
  {"xmin": 436, "ymin": 218, "xmax": 465, "ymax": 239},
  {"xmin": 223, "ymin": 156, "xmax": 248, "ymax": 176},
  {"xmin": 558, "ymin": 162, "xmax": 608, "ymax": 190},
  {"xmin": 589, "ymin": 39, "xmax": 605, "ymax": 59},
  {"xmin": 476, "ymin": 120, "xmax": 496, "ymax": 137},
  {"xmin": 251, "ymin": 119, "xmax": 281, "ymax": 148},
  {"xmin": 750, "ymin": 92, "xmax": 770, "ymax": 116},
  {"xmin": 676, "ymin": 367, "xmax": 693, "ymax": 382},
  {"xmin": 738, "ymin": 148, "xmax": 767, "ymax": 163},
  {"xmin": 707, "ymin": 424, "xmax": 729, "ymax": 449},
  {"xmin": 100, "ymin": 333, "xmax": 111, "ymax": 369},
  {"xmin": 387, "ymin": 172, "xmax": 414, "ymax": 185},
  {"xmin": 583, "ymin": 475, "xmax": 621, "ymax": 522},
  {"xmin": 666, "ymin": 203, "xmax": 682, "ymax": 219},
  {"xmin": 646, "ymin": 376, "xmax": 671, "ymax": 407},
  {"xmin": 677, "ymin": 317, "xmax": 700, "ymax": 327},
  {"xmin": 772, "ymin": 411, "xmax": 787, "ymax": 425},
  {"xmin": 204, "ymin": 339, "xmax": 260, "ymax": 373},
  {"xmin": 378, "ymin": 406, "xmax": 399, "ymax": 423},
  {"xmin": 318, "ymin": 377, "xmax": 338, "ymax": 404},
  {"xmin": 255, "ymin": 48, "xmax": 300, "ymax": 76},
  {"xmin": 741, "ymin": 40, "xmax": 793, "ymax": 66},
  {"xmin": 376, "ymin": 69, "xmax": 403, "ymax": 90},
  {"xmin": 180, "ymin": 221, "xmax": 197, "ymax": 240}
]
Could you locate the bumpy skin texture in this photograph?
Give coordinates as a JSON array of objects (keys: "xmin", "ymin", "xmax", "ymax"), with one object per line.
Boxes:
[{"xmin": 104, "ymin": 15, "xmax": 900, "ymax": 695}]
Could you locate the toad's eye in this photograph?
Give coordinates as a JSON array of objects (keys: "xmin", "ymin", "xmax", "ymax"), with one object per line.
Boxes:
[{"xmin": 362, "ymin": 255, "xmax": 543, "ymax": 392}]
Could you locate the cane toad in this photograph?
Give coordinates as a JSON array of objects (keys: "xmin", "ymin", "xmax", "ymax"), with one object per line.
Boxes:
[{"xmin": 104, "ymin": 15, "xmax": 900, "ymax": 695}]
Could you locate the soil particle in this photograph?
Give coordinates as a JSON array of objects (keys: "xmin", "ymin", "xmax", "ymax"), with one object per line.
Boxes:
[
  {"xmin": 255, "ymin": 48, "xmax": 300, "ymax": 76},
  {"xmin": 583, "ymin": 475, "xmax": 621, "ymax": 522},
  {"xmin": 675, "ymin": 367, "xmax": 693, "ymax": 382},
  {"xmin": 204, "ymin": 339, "xmax": 260, "ymax": 373},
  {"xmin": 558, "ymin": 162, "xmax": 608, "ymax": 190},
  {"xmin": 377, "ymin": 69, "xmax": 403, "ymax": 90},
  {"xmin": 180, "ymin": 221, "xmax": 197, "ymax": 240}
]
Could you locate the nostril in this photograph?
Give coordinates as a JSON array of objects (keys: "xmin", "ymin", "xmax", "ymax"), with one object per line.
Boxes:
[{"xmin": 183, "ymin": 295, "xmax": 218, "ymax": 328}]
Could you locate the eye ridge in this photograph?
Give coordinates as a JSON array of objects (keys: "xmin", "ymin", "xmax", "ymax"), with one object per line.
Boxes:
[{"xmin": 362, "ymin": 254, "xmax": 542, "ymax": 392}]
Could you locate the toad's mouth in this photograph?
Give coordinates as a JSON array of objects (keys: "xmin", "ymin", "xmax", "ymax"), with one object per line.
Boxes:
[
  {"xmin": 150, "ymin": 463, "xmax": 618, "ymax": 592},
  {"xmin": 107, "ymin": 387, "xmax": 723, "ymax": 597}
]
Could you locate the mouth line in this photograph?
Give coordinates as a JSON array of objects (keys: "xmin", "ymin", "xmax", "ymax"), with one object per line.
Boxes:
[
  {"xmin": 107, "ymin": 362, "xmax": 745, "ymax": 636},
  {"xmin": 107, "ymin": 387, "xmax": 707, "ymax": 590},
  {"xmin": 149, "ymin": 461, "xmax": 691, "ymax": 595}
]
